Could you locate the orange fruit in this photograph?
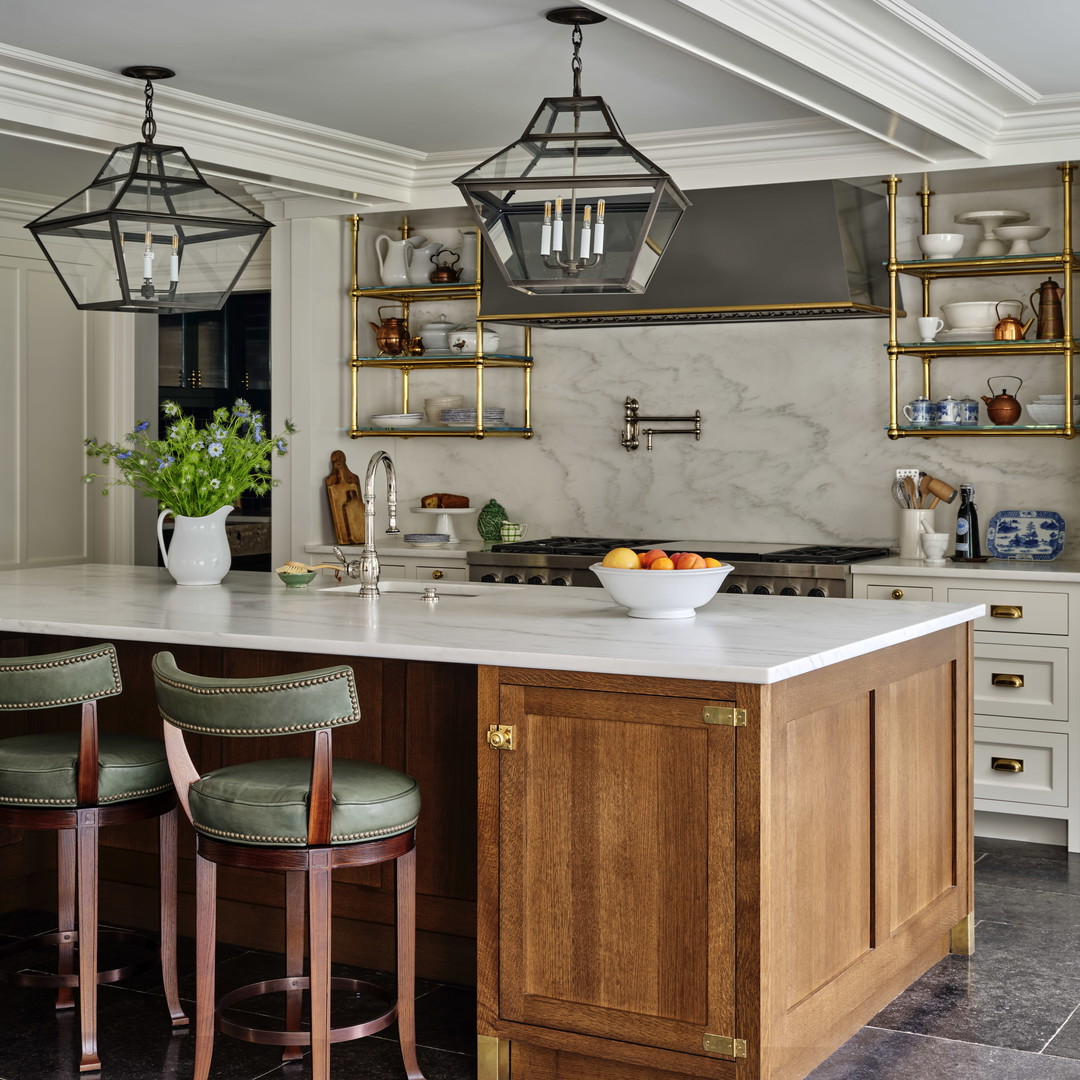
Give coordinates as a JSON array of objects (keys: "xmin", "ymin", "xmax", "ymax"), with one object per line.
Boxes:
[
  {"xmin": 601, "ymin": 547, "xmax": 643, "ymax": 569},
  {"xmin": 639, "ymin": 548, "xmax": 668, "ymax": 568},
  {"xmin": 703, "ymin": 557, "xmax": 724, "ymax": 568},
  {"xmin": 649, "ymin": 557, "xmax": 675, "ymax": 570}
]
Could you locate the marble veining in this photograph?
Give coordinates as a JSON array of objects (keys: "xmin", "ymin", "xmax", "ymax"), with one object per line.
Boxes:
[{"xmin": 0, "ymin": 565, "xmax": 981, "ymax": 685}]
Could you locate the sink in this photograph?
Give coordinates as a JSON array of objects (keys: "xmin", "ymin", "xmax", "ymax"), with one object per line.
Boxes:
[{"xmin": 318, "ymin": 580, "xmax": 526, "ymax": 598}]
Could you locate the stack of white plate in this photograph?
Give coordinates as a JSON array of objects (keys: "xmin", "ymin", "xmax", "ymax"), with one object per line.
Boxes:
[
  {"xmin": 370, "ymin": 412, "xmax": 424, "ymax": 428},
  {"xmin": 440, "ymin": 406, "xmax": 506, "ymax": 428},
  {"xmin": 424, "ymin": 395, "xmax": 465, "ymax": 425},
  {"xmin": 1026, "ymin": 395, "xmax": 1080, "ymax": 425}
]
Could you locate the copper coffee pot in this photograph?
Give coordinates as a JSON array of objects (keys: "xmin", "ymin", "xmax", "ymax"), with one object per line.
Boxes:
[
  {"xmin": 368, "ymin": 306, "xmax": 409, "ymax": 356},
  {"xmin": 1031, "ymin": 278, "xmax": 1064, "ymax": 340}
]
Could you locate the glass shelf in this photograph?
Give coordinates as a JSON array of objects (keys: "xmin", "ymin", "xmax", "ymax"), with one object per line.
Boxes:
[
  {"xmin": 890, "ymin": 424, "xmax": 1075, "ymax": 436},
  {"xmin": 897, "ymin": 251, "xmax": 1080, "ymax": 280}
]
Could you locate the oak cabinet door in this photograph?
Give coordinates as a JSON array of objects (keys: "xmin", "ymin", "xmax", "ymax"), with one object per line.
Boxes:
[{"xmin": 496, "ymin": 683, "xmax": 735, "ymax": 1055}]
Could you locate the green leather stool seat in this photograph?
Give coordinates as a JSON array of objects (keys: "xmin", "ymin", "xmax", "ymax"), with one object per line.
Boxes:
[
  {"xmin": 189, "ymin": 757, "xmax": 420, "ymax": 847},
  {"xmin": 0, "ymin": 731, "xmax": 172, "ymax": 808}
]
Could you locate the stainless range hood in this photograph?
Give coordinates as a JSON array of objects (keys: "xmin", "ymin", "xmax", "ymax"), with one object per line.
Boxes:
[{"xmin": 478, "ymin": 179, "xmax": 890, "ymax": 326}]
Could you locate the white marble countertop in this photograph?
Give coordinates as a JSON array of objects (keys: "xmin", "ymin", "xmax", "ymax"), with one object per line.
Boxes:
[
  {"xmin": 853, "ymin": 556, "xmax": 1080, "ymax": 582},
  {"xmin": 0, "ymin": 565, "xmax": 983, "ymax": 685}
]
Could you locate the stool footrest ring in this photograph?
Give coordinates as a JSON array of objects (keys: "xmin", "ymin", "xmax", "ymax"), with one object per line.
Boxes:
[
  {"xmin": 216, "ymin": 976, "xmax": 397, "ymax": 1046},
  {"xmin": 0, "ymin": 927, "xmax": 158, "ymax": 988}
]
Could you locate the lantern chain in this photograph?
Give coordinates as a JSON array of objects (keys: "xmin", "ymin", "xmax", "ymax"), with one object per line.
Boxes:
[
  {"xmin": 141, "ymin": 78, "xmax": 157, "ymax": 144},
  {"xmin": 571, "ymin": 24, "xmax": 583, "ymax": 98}
]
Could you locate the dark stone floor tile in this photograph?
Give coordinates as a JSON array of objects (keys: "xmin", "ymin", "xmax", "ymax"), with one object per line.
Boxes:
[
  {"xmin": 870, "ymin": 920, "xmax": 1080, "ymax": 1051},
  {"xmin": 808, "ymin": 1026, "xmax": 1080, "ymax": 1079},
  {"xmin": 1045, "ymin": 1006, "xmax": 1080, "ymax": 1060},
  {"xmin": 975, "ymin": 838, "xmax": 1080, "ymax": 896},
  {"xmin": 976, "ymin": 881, "xmax": 1080, "ymax": 931}
]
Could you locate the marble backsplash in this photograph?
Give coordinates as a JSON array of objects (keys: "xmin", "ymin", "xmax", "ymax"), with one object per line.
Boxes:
[{"xmin": 313, "ymin": 181, "xmax": 1080, "ymax": 559}]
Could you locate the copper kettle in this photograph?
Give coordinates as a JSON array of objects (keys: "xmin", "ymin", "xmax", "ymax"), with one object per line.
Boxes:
[
  {"xmin": 368, "ymin": 306, "xmax": 409, "ymax": 356},
  {"xmin": 429, "ymin": 249, "xmax": 461, "ymax": 284},
  {"xmin": 993, "ymin": 301, "xmax": 1034, "ymax": 341},
  {"xmin": 981, "ymin": 375, "xmax": 1023, "ymax": 426},
  {"xmin": 1031, "ymin": 278, "xmax": 1064, "ymax": 339}
]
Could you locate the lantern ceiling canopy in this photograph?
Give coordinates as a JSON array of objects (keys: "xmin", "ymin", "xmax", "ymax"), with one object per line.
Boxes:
[
  {"xmin": 453, "ymin": 8, "xmax": 689, "ymax": 296},
  {"xmin": 25, "ymin": 66, "xmax": 272, "ymax": 315}
]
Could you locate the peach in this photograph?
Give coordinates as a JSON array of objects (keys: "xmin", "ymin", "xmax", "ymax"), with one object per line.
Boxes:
[
  {"xmin": 673, "ymin": 552, "xmax": 707, "ymax": 570},
  {"xmin": 639, "ymin": 548, "xmax": 668, "ymax": 568},
  {"xmin": 601, "ymin": 547, "xmax": 643, "ymax": 569},
  {"xmin": 649, "ymin": 557, "xmax": 675, "ymax": 570}
]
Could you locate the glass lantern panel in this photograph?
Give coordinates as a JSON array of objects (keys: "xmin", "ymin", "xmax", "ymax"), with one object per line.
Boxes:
[
  {"xmin": 523, "ymin": 98, "xmax": 617, "ymax": 138},
  {"xmin": 465, "ymin": 138, "xmax": 659, "ymax": 184}
]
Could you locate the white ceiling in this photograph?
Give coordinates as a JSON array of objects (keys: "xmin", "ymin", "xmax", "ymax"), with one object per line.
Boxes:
[{"xmin": 1, "ymin": 0, "xmax": 1079, "ymax": 211}]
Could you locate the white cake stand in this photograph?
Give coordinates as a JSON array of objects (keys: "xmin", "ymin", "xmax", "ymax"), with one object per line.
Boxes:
[
  {"xmin": 954, "ymin": 209, "xmax": 1030, "ymax": 256},
  {"xmin": 410, "ymin": 506, "xmax": 477, "ymax": 543}
]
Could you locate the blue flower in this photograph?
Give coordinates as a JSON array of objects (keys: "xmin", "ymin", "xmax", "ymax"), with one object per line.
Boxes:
[
  {"xmin": 116, "ymin": 450, "xmax": 133, "ymax": 460},
  {"xmin": 207, "ymin": 442, "xmax": 224, "ymax": 457},
  {"xmin": 134, "ymin": 420, "xmax": 150, "ymax": 433},
  {"xmin": 156, "ymin": 456, "xmax": 174, "ymax": 470},
  {"xmin": 275, "ymin": 439, "xmax": 287, "ymax": 454}
]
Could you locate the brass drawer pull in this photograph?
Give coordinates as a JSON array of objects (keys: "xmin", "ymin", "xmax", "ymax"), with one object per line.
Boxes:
[
  {"xmin": 991, "ymin": 757, "xmax": 1024, "ymax": 773},
  {"xmin": 991, "ymin": 673, "xmax": 1024, "ymax": 688},
  {"xmin": 990, "ymin": 604, "xmax": 1023, "ymax": 619},
  {"xmin": 891, "ymin": 589, "xmax": 904, "ymax": 600},
  {"xmin": 431, "ymin": 570, "xmax": 444, "ymax": 579}
]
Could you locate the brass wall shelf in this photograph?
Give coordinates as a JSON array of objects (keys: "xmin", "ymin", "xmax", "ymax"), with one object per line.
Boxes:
[
  {"xmin": 884, "ymin": 164, "xmax": 1077, "ymax": 439},
  {"xmin": 347, "ymin": 216, "xmax": 533, "ymax": 439}
]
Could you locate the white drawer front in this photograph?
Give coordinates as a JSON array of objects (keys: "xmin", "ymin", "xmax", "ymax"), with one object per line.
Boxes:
[
  {"xmin": 415, "ymin": 564, "xmax": 466, "ymax": 582},
  {"xmin": 865, "ymin": 584, "xmax": 934, "ymax": 602},
  {"xmin": 973, "ymin": 642, "xmax": 1068, "ymax": 721},
  {"xmin": 974, "ymin": 727, "xmax": 1068, "ymax": 807},
  {"xmin": 948, "ymin": 587, "xmax": 1068, "ymax": 636}
]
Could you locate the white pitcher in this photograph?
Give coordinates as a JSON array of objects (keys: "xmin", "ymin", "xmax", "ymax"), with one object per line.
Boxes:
[
  {"xmin": 407, "ymin": 241, "xmax": 444, "ymax": 286},
  {"xmin": 457, "ymin": 229, "xmax": 479, "ymax": 283},
  {"xmin": 157, "ymin": 505, "xmax": 234, "ymax": 586},
  {"xmin": 375, "ymin": 234, "xmax": 426, "ymax": 287}
]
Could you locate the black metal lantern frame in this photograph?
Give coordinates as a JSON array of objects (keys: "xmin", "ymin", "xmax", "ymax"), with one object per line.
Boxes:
[
  {"xmin": 453, "ymin": 9, "xmax": 689, "ymax": 295},
  {"xmin": 26, "ymin": 67, "xmax": 272, "ymax": 314}
]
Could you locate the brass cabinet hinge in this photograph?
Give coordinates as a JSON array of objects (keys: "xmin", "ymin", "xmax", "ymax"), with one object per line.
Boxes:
[
  {"xmin": 703, "ymin": 706, "xmax": 746, "ymax": 727},
  {"xmin": 703, "ymin": 1033, "xmax": 748, "ymax": 1058},
  {"xmin": 486, "ymin": 724, "xmax": 515, "ymax": 750}
]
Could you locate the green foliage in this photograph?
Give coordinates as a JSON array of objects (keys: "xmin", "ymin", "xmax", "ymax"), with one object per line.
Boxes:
[{"xmin": 84, "ymin": 399, "xmax": 297, "ymax": 518}]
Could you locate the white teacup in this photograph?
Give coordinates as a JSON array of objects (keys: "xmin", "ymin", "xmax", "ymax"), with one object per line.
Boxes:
[
  {"xmin": 500, "ymin": 522, "xmax": 528, "ymax": 543},
  {"xmin": 917, "ymin": 316, "xmax": 944, "ymax": 341}
]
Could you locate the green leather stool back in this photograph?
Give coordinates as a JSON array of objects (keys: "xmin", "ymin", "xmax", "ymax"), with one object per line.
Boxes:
[{"xmin": 0, "ymin": 643, "xmax": 122, "ymax": 710}]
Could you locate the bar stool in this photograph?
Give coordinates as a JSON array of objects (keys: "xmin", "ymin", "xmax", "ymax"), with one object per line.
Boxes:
[
  {"xmin": 0, "ymin": 643, "xmax": 187, "ymax": 1072},
  {"xmin": 151, "ymin": 650, "xmax": 426, "ymax": 1080}
]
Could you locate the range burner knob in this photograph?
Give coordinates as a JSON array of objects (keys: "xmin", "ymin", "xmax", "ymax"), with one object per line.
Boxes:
[
  {"xmin": 752, "ymin": 585, "xmax": 772, "ymax": 595},
  {"xmin": 780, "ymin": 586, "xmax": 799, "ymax": 596},
  {"xmin": 527, "ymin": 575, "xmax": 546, "ymax": 586},
  {"xmin": 808, "ymin": 587, "xmax": 827, "ymax": 597},
  {"xmin": 726, "ymin": 584, "xmax": 744, "ymax": 593},
  {"xmin": 551, "ymin": 577, "xmax": 570, "ymax": 586},
  {"xmin": 481, "ymin": 574, "xmax": 498, "ymax": 583},
  {"xmin": 504, "ymin": 574, "xmax": 523, "ymax": 585}
]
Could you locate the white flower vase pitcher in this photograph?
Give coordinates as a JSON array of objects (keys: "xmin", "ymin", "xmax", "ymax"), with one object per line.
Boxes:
[{"xmin": 157, "ymin": 505, "xmax": 234, "ymax": 586}]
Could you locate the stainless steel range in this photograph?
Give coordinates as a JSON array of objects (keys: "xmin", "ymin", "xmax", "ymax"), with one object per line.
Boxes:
[{"xmin": 466, "ymin": 538, "xmax": 892, "ymax": 597}]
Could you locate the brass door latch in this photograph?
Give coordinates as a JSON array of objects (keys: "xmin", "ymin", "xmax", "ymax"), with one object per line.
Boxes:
[{"xmin": 487, "ymin": 725, "xmax": 515, "ymax": 750}]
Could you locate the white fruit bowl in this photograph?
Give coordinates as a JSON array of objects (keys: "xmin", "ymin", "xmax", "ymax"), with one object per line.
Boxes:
[
  {"xmin": 589, "ymin": 563, "xmax": 733, "ymax": 619},
  {"xmin": 918, "ymin": 233, "xmax": 965, "ymax": 259}
]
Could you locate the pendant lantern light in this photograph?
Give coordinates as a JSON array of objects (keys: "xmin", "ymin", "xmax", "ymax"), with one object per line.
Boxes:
[
  {"xmin": 453, "ymin": 7, "xmax": 689, "ymax": 295},
  {"xmin": 26, "ymin": 66, "xmax": 272, "ymax": 314}
]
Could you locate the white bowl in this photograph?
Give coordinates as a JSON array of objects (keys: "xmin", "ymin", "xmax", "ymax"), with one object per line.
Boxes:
[
  {"xmin": 589, "ymin": 563, "xmax": 733, "ymax": 619},
  {"xmin": 941, "ymin": 299, "xmax": 1021, "ymax": 329},
  {"xmin": 1025, "ymin": 402, "xmax": 1077, "ymax": 425},
  {"xmin": 918, "ymin": 233, "xmax": 965, "ymax": 259},
  {"xmin": 370, "ymin": 413, "xmax": 424, "ymax": 428},
  {"xmin": 992, "ymin": 224, "xmax": 1050, "ymax": 254}
]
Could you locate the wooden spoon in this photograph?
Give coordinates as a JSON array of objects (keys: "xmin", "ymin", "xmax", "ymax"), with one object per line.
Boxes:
[
  {"xmin": 918, "ymin": 473, "xmax": 933, "ymax": 509},
  {"xmin": 903, "ymin": 475, "xmax": 918, "ymax": 509}
]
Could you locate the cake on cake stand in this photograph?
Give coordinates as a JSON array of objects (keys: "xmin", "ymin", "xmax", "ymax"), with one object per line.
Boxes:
[{"xmin": 410, "ymin": 506, "xmax": 477, "ymax": 543}]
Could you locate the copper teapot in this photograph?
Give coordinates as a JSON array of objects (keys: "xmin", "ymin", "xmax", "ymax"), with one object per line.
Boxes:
[
  {"xmin": 993, "ymin": 301, "xmax": 1034, "ymax": 341},
  {"xmin": 429, "ymin": 249, "xmax": 461, "ymax": 284},
  {"xmin": 981, "ymin": 375, "xmax": 1023, "ymax": 426},
  {"xmin": 1031, "ymin": 278, "xmax": 1064, "ymax": 339},
  {"xmin": 368, "ymin": 306, "xmax": 409, "ymax": 356}
]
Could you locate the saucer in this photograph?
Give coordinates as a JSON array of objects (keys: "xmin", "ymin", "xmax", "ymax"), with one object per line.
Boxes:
[{"xmin": 936, "ymin": 327, "xmax": 996, "ymax": 341}]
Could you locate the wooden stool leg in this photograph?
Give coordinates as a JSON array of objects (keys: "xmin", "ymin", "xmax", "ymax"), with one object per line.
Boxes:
[
  {"xmin": 158, "ymin": 807, "xmax": 188, "ymax": 1026},
  {"xmin": 396, "ymin": 847, "xmax": 425, "ymax": 1080},
  {"xmin": 55, "ymin": 828, "xmax": 77, "ymax": 1011},
  {"xmin": 193, "ymin": 850, "xmax": 217, "ymax": 1080},
  {"xmin": 77, "ymin": 809, "xmax": 100, "ymax": 1073},
  {"xmin": 282, "ymin": 870, "xmax": 305, "ymax": 1062},
  {"xmin": 308, "ymin": 854, "xmax": 332, "ymax": 1080}
]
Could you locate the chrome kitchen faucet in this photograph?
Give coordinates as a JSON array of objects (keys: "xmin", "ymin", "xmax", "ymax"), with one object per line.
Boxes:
[{"xmin": 334, "ymin": 451, "xmax": 400, "ymax": 597}]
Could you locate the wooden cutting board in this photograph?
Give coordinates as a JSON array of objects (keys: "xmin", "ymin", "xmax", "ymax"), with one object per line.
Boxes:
[{"xmin": 325, "ymin": 450, "xmax": 365, "ymax": 545}]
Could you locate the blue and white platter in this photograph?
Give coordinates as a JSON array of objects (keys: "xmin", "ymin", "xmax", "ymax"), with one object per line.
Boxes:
[{"xmin": 986, "ymin": 510, "xmax": 1066, "ymax": 560}]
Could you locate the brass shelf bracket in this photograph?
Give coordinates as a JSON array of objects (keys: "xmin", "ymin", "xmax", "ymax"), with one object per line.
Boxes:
[{"xmin": 621, "ymin": 396, "xmax": 702, "ymax": 451}]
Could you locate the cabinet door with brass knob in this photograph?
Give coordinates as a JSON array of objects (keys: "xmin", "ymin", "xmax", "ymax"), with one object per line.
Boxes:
[{"xmin": 865, "ymin": 584, "xmax": 933, "ymax": 603}]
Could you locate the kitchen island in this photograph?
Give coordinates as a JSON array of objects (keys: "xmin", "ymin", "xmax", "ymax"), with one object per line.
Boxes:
[{"xmin": 0, "ymin": 565, "xmax": 982, "ymax": 1080}]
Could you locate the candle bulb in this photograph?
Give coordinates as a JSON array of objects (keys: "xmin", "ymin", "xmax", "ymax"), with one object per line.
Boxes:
[
  {"xmin": 143, "ymin": 230, "xmax": 154, "ymax": 280},
  {"xmin": 579, "ymin": 204, "xmax": 592, "ymax": 260},
  {"xmin": 594, "ymin": 198, "xmax": 605, "ymax": 255},
  {"xmin": 169, "ymin": 234, "xmax": 180, "ymax": 282},
  {"xmin": 552, "ymin": 196, "xmax": 564, "ymax": 252},
  {"xmin": 540, "ymin": 200, "xmax": 552, "ymax": 257}
]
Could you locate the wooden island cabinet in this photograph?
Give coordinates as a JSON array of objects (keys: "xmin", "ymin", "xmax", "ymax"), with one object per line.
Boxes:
[{"xmin": 0, "ymin": 566, "xmax": 979, "ymax": 1080}]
